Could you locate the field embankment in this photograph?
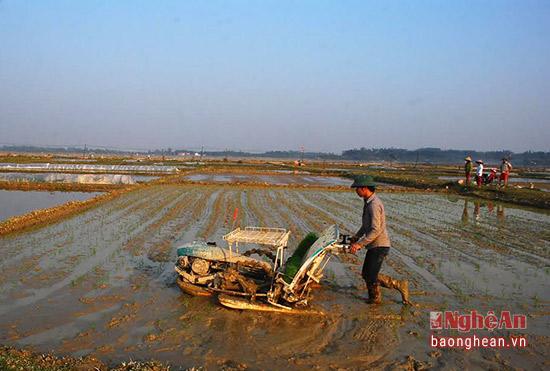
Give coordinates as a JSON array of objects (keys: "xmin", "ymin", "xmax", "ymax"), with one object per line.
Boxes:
[{"xmin": 0, "ymin": 180, "xmax": 127, "ymax": 193}]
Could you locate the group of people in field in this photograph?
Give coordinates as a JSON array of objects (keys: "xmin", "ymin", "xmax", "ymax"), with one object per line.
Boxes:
[{"xmin": 464, "ymin": 156, "xmax": 513, "ymax": 188}]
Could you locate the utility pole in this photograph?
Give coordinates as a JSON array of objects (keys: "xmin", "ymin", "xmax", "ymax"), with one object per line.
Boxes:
[{"xmin": 196, "ymin": 145, "xmax": 204, "ymax": 166}]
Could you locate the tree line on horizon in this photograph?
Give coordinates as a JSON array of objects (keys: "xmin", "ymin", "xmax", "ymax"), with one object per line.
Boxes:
[{"xmin": 1, "ymin": 145, "xmax": 549, "ymax": 166}]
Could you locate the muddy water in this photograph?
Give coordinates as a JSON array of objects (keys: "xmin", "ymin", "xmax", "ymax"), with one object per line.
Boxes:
[
  {"xmin": 0, "ymin": 186, "xmax": 548, "ymax": 369},
  {"xmin": 0, "ymin": 190, "xmax": 101, "ymax": 221},
  {"xmin": 185, "ymin": 173, "xmax": 353, "ymax": 186}
]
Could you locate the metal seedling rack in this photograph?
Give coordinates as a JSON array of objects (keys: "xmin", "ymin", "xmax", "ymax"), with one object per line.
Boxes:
[{"xmin": 223, "ymin": 227, "xmax": 291, "ymax": 271}]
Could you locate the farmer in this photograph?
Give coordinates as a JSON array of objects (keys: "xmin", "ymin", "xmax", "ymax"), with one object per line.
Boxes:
[
  {"xmin": 349, "ymin": 175, "xmax": 410, "ymax": 305},
  {"xmin": 464, "ymin": 156, "xmax": 473, "ymax": 185},
  {"xmin": 484, "ymin": 168, "xmax": 497, "ymax": 185},
  {"xmin": 499, "ymin": 158, "xmax": 513, "ymax": 188},
  {"xmin": 475, "ymin": 160, "xmax": 484, "ymax": 187}
]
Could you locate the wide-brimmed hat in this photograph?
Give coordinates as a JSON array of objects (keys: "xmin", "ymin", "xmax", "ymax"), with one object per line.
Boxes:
[
  {"xmin": 475, "ymin": 160, "xmax": 484, "ymax": 164},
  {"xmin": 464, "ymin": 156, "xmax": 472, "ymax": 161},
  {"xmin": 350, "ymin": 175, "xmax": 376, "ymax": 188}
]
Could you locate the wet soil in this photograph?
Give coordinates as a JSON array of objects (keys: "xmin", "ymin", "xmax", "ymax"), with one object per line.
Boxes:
[{"xmin": 0, "ymin": 185, "xmax": 548, "ymax": 369}]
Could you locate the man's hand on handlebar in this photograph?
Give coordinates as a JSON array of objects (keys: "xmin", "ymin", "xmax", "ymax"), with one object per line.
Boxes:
[{"xmin": 350, "ymin": 243, "xmax": 362, "ymax": 254}]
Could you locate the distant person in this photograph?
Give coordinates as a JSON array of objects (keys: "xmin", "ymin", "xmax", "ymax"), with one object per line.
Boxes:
[
  {"xmin": 475, "ymin": 160, "xmax": 484, "ymax": 187},
  {"xmin": 349, "ymin": 175, "xmax": 410, "ymax": 305},
  {"xmin": 483, "ymin": 168, "xmax": 497, "ymax": 185},
  {"xmin": 499, "ymin": 158, "xmax": 513, "ymax": 188},
  {"xmin": 464, "ymin": 156, "xmax": 473, "ymax": 185}
]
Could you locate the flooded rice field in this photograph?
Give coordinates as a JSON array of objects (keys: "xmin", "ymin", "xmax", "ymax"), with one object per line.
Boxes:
[
  {"xmin": 0, "ymin": 172, "xmax": 158, "ymax": 185},
  {"xmin": 0, "ymin": 185, "xmax": 548, "ymax": 369},
  {"xmin": 184, "ymin": 172, "xmax": 352, "ymax": 186},
  {"xmin": 0, "ymin": 190, "xmax": 101, "ymax": 222}
]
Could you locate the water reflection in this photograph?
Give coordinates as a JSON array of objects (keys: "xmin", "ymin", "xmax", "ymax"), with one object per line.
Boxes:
[
  {"xmin": 0, "ymin": 163, "xmax": 179, "ymax": 173},
  {"xmin": 474, "ymin": 200, "xmax": 481, "ymax": 222},
  {"xmin": 0, "ymin": 190, "xmax": 100, "ymax": 221},
  {"xmin": 497, "ymin": 205, "xmax": 505, "ymax": 223},
  {"xmin": 461, "ymin": 199, "xmax": 469, "ymax": 224},
  {"xmin": 0, "ymin": 172, "xmax": 158, "ymax": 184},
  {"xmin": 460, "ymin": 199, "xmax": 505, "ymax": 225}
]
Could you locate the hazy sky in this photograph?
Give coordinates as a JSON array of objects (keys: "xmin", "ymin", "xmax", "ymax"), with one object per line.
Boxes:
[{"xmin": 1, "ymin": 0, "xmax": 549, "ymax": 153}]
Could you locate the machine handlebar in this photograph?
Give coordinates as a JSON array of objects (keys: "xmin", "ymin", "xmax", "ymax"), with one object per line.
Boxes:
[{"xmin": 330, "ymin": 234, "xmax": 354, "ymax": 254}]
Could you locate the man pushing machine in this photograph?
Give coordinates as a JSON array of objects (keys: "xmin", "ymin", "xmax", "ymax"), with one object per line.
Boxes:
[{"xmin": 349, "ymin": 175, "xmax": 411, "ymax": 305}]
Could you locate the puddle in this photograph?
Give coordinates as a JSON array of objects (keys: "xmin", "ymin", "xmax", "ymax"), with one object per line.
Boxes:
[
  {"xmin": 0, "ymin": 190, "xmax": 101, "ymax": 221},
  {"xmin": 0, "ymin": 172, "xmax": 158, "ymax": 184}
]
